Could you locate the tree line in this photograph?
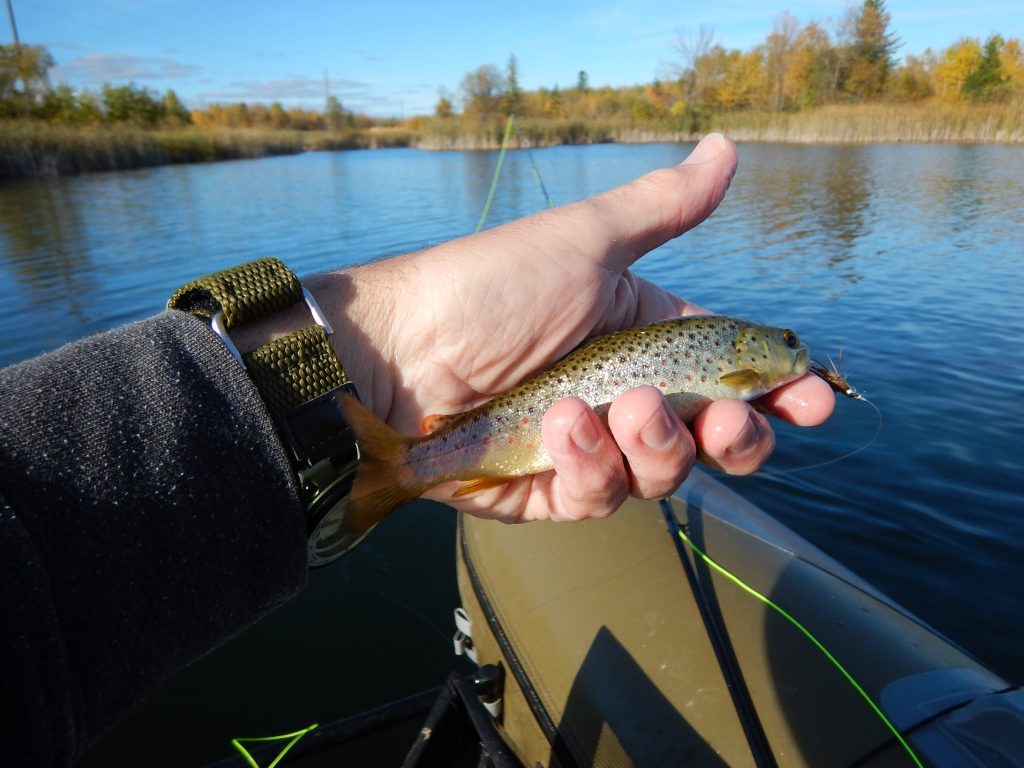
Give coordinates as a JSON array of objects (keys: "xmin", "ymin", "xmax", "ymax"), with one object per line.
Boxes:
[
  {"xmin": 450, "ymin": 1, "xmax": 1022, "ymax": 125},
  {"xmin": 2, "ymin": 0, "xmax": 1022, "ymax": 135},
  {"xmin": 0, "ymin": 45, "xmax": 361, "ymax": 131}
]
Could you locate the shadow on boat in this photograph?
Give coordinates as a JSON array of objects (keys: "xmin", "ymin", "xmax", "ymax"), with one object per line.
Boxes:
[{"xmin": 208, "ymin": 469, "xmax": 1024, "ymax": 767}]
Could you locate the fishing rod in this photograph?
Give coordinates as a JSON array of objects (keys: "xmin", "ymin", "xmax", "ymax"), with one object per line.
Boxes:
[
  {"xmin": 658, "ymin": 498, "xmax": 779, "ymax": 768},
  {"xmin": 660, "ymin": 497, "xmax": 926, "ymax": 768}
]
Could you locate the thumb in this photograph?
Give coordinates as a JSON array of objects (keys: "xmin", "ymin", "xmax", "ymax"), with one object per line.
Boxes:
[{"xmin": 579, "ymin": 132, "xmax": 738, "ymax": 275}]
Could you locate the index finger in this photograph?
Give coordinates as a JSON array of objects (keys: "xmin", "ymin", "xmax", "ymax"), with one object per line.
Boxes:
[{"xmin": 758, "ymin": 373, "xmax": 836, "ymax": 426}]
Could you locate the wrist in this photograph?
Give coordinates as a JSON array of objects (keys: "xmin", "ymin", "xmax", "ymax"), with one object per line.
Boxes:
[
  {"xmin": 168, "ymin": 258, "xmax": 376, "ymax": 564},
  {"xmin": 302, "ymin": 266, "xmax": 402, "ymax": 422}
]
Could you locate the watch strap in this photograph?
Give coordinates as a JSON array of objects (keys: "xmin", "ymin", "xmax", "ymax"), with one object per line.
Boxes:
[
  {"xmin": 243, "ymin": 325, "xmax": 348, "ymax": 416},
  {"xmin": 168, "ymin": 258, "xmax": 349, "ymax": 418},
  {"xmin": 168, "ymin": 257, "xmax": 301, "ymax": 328}
]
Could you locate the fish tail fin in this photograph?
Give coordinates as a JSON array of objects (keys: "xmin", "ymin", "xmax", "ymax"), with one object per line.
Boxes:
[{"xmin": 338, "ymin": 394, "xmax": 427, "ymax": 537}]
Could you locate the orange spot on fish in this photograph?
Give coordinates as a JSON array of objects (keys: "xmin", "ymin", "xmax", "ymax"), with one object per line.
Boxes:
[
  {"xmin": 521, "ymin": 417, "xmax": 530, "ymax": 425},
  {"xmin": 507, "ymin": 437, "xmax": 516, "ymax": 445},
  {"xmin": 659, "ymin": 381, "xmax": 667, "ymax": 388}
]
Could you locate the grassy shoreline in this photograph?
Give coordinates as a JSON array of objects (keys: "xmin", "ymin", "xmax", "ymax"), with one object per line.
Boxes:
[{"xmin": 4, "ymin": 102, "xmax": 1023, "ymax": 180}]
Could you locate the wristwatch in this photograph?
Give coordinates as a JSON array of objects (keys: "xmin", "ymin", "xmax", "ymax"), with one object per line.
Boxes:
[{"xmin": 168, "ymin": 258, "xmax": 366, "ymax": 566}]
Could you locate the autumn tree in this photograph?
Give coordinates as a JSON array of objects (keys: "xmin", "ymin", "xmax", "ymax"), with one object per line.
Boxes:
[
  {"xmin": 886, "ymin": 53, "xmax": 934, "ymax": 101},
  {"xmin": 434, "ymin": 87, "xmax": 454, "ymax": 118},
  {"xmin": 934, "ymin": 38, "xmax": 981, "ymax": 100},
  {"xmin": 0, "ymin": 44, "xmax": 54, "ymax": 116},
  {"xmin": 998, "ymin": 38, "xmax": 1024, "ymax": 93},
  {"xmin": 786, "ymin": 22, "xmax": 840, "ymax": 107},
  {"xmin": 460, "ymin": 64, "xmax": 504, "ymax": 120},
  {"xmin": 268, "ymin": 101, "xmax": 289, "ymax": 129},
  {"xmin": 673, "ymin": 25, "xmax": 715, "ymax": 107},
  {"xmin": 690, "ymin": 45, "xmax": 767, "ymax": 111},
  {"xmin": 763, "ymin": 11, "xmax": 801, "ymax": 110},
  {"xmin": 844, "ymin": 0, "xmax": 900, "ymax": 99}
]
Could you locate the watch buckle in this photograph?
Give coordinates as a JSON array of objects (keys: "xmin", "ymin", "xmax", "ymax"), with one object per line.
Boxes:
[{"xmin": 210, "ymin": 286, "xmax": 334, "ymax": 369}]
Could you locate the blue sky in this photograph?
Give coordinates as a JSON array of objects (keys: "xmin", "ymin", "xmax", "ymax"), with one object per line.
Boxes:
[{"xmin": 10, "ymin": 1, "xmax": 1023, "ymax": 117}]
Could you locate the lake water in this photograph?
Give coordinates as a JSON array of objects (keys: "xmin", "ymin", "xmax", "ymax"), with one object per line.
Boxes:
[{"xmin": 2, "ymin": 142, "xmax": 1022, "ymax": 766}]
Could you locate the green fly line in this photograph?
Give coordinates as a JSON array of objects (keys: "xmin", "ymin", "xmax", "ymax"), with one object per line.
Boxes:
[
  {"xmin": 230, "ymin": 722, "xmax": 318, "ymax": 768},
  {"xmin": 673, "ymin": 521, "xmax": 924, "ymax": 768},
  {"xmin": 474, "ymin": 113, "xmax": 554, "ymax": 233},
  {"xmin": 474, "ymin": 114, "xmax": 516, "ymax": 233}
]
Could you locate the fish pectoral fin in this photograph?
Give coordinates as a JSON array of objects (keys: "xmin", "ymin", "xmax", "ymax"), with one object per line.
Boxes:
[
  {"xmin": 719, "ymin": 368, "xmax": 763, "ymax": 391},
  {"xmin": 452, "ymin": 476, "xmax": 516, "ymax": 498},
  {"xmin": 421, "ymin": 413, "xmax": 457, "ymax": 435}
]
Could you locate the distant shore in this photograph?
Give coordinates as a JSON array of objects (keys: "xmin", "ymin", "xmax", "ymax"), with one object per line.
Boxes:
[{"xmin": 3, "ymin": 102, "xmax": 1022, "ymax": 180}]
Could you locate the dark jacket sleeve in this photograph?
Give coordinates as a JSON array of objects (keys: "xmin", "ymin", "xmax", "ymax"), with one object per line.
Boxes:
[{"xmin": 0, "ymin": 310, "xmax": 308, "ymax": 768}]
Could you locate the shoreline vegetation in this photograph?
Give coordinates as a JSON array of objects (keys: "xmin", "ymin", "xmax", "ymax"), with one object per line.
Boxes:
[
  {"xmin": 4, "ymin": 100, "xmax": 1023, "ymax": 180},
  {"xmin": 3, "ymin": 1, "xmax": 1024, "ymax": 179}
]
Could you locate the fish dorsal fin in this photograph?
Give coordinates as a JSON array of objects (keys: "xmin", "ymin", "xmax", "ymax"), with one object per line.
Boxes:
[
  {"xmin": 719, "ymin": 368, "xmax": 762, "ymax": 391},
  {"xmin": 452, "ymin": 476, "xmax": 515, "ymax": 498}
]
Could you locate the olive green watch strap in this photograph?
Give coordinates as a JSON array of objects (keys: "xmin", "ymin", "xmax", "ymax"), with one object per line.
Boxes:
[
  {"xmin": 168, "ymin": 258, "xmax": 349, "ymax": 418},
  {"xmin": 244, "ymin": 325, "xmax": 347, "ymax": 416}
]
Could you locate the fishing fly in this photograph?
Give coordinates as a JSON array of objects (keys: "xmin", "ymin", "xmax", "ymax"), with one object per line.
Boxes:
[
  {"xmin": 810, "ymin": 348, "xmax": 865, "ymax": 401},
  {"xmin": 756, "ymin": 348, "xmax": 882, "ymax": 477}
]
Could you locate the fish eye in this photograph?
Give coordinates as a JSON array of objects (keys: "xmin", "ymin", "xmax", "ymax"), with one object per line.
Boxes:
[{"xmin": 782, "ymin": 329, "xmax": 800, "ymax": 349}]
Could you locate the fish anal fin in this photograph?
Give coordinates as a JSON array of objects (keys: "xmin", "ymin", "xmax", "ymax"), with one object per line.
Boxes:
[
  {"xmin": 719, "ymin": 368, "xmax": 762, "ymax": 391},
  {"xmin": 452, "ymin": 476, "xmax": 515, "ymax": 498}
]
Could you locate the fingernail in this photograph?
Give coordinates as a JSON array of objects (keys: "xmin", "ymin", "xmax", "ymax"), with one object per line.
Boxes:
[
  {"xmin": 681, "ymin": 133, "xmax": 726, "ymax": 166},
  {"xmin": 725, "ymin": 414, "xmax": 759, "ymax": 458},
  {"xmin": 569, "ymin": 411, "xmax": 601, "ymax": 453},
  {"xmin": 640, "ymin": 402, "xmax": 678, "ymax": 451}
]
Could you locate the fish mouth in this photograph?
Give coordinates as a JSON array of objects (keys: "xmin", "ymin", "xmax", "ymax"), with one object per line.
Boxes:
[{"xmin": 795, "ymin": 346, "xmax": 810, "ymax": 373}]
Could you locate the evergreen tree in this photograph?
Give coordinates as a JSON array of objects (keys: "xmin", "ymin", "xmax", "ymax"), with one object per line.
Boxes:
[
  {"xmin": 845, "ymin": 0, "xmax": 900, "ymax": 99},
  {"xmin": 325, "ymin": 94, "xmax": 345, "ymax": 131},
  {"xmin": 503, "ymin": 53, "xmax": 522, "ymax": 116},
  {"xmin": 963, "ymin": 35, "xmax": 1007, "ymax": 101}
]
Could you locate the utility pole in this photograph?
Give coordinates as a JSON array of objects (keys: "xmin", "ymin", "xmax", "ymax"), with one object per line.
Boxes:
[{"xmin": 4, "ymin": 0, "xmax": 19, "ymax": 45}]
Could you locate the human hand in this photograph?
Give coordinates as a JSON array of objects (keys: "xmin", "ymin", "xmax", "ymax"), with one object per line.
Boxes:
[{"xmin": 308, "ymin": 133, "xmax": 834, "ymax": 523}]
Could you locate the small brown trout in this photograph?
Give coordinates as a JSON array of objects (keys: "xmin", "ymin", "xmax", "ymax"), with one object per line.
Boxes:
[{"xmin": 339, "ymin": 315, "xmax": 810, "ymax": 535}]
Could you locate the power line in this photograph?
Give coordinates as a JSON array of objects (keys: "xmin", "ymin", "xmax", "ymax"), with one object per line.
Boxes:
[{"xmin": 4, "ymin": 0, "xmax": 20, "ymax": 46}]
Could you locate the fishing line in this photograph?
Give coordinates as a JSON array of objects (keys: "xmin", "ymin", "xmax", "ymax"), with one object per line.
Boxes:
[
  {"xmin": 511, "ymin": 121, "xmax": 555, "ymax": 210},
  {"xmin": 230, "ymin": 722, "xmax": 318, "ymax": 768},
  {"xmin": 659, "ymin": 500, "xmax": 778, "ymax": 767},
  {"xmin": 760, "ymin": 396, "xmax": 883, "ymax": 477},
  {"xmin": 659, "ymin": 499, "xmax": 925, "ymax": 768}
]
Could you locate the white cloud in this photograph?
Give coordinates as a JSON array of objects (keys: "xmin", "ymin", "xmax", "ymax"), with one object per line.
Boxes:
[
  {"xmin": 54, "ymin": 53, "xmax": 200, "ymax": 83},
  {"xmin": 199, "ymin": 76, "xmax": 370, "ymax": 103}
]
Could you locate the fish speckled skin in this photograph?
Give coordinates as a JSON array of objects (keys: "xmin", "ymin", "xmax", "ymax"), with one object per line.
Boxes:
[{"xmin": 339, "ymin": 315, "xmax": 810, "ymax": 535}]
